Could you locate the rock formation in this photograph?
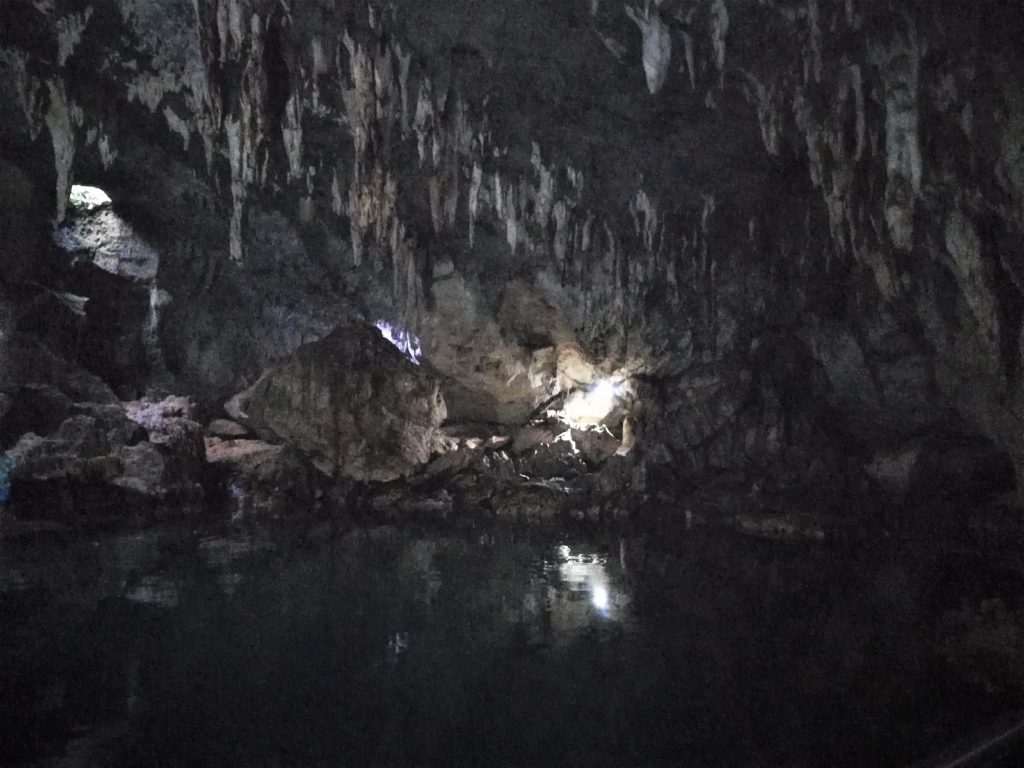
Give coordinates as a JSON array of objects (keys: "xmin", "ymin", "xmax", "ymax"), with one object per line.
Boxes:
[
  {"xmin": 0, "ymin": 0, "xmax": 1022, "ymax": 526},
  {"xmin": 225, "ymin": 323, "xmax": 446, "ymax": 483}
]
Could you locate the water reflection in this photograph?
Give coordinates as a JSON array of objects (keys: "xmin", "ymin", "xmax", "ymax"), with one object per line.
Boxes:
[
  {"xmin": 592, "ymin": 583, "xmax": 610, "ymax": 611},
  {"xmin": 1, "ymin": 525, "xmax": 1022, "ymax": 767},
  {"xmin": 198, "ymin": 535, "xmax": 273, "ymax": 596},
  {"xmin": 547, "ymin": 545, "xmax": 631, "ymax": 630},
  {"xmin": 124, "ymin": 575, "xmax": 180, "ymax": 607}
]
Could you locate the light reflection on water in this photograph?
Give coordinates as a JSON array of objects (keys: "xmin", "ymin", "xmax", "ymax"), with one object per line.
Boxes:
[
  {"xmin": 0, "ymin": 524, "xmax": 1021, "ymax": 767},
  {"xmin": 124, "ymin": 575, "xmax": 180, "ymax": 608},
  {"xmin": 546, "ymin": 545, "xmax": 631, "ymax": 630}
]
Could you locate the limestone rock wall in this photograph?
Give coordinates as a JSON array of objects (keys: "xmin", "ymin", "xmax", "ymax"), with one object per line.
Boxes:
[{"xmin": 1, "ymin": 0, "xmax": 1023, "ymax": 504}]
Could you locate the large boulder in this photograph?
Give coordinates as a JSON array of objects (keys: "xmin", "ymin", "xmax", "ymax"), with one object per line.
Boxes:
[{"xmin": 226, "ymin": 324, "xmax": 446, "ymax": 482}]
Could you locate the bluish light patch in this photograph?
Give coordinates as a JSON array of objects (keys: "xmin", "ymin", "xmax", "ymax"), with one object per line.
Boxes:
[
  {"xmin": 375, "ymin": 320, "xmax": 423, "ymax": 365},
  {"xmin": 589, "ymin": 378, "xmax": 623, "ymax": 400}
]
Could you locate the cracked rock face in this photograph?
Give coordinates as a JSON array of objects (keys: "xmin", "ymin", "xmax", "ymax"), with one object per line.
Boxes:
[{"xmin": 2, "ymin": 0, "xmax": 1024, "ymax": 512}]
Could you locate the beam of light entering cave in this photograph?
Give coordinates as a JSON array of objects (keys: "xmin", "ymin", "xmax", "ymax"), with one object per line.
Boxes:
[
  {"xmin": 561, "ymin": 377, "xmax": 625, "ymax": 427},
  {"xmin": 69, "ymin": 185, "xmax": 112, "ymax": 212},
  {"xmin": 374, "ymin": 319, "xmax": 422, "ymax": 365}
]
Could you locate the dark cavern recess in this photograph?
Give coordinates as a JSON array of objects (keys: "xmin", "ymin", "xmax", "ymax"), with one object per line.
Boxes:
[{"xmin": 3, "ymin": 1, "xmax": 1024, "ymax": 766}]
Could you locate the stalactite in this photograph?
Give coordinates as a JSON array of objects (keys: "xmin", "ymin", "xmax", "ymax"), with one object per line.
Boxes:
[
  {"xmin": 298, "ymin": 169, "xmax": 315, "ymax": 223},
  {"xmin": 870, "ymin": 22, "xmax": 924, "ymax": 251},
  {"xmin": 630, "ymin": 190, "xmax": 659, "ymax": 255},
  {"xmin": 341, "ymin": 27, "xmax": 399, "ymax": 267},
  {"xmin": 341, "ymin": 31, "xmax": 375, "ymax": 162},
  {"xmin": 164, "ymin": 107, "xmax": 192, "ymax": 151},
  {"xmin": 98, "ymin": 132, "xmax": 117, "ymax": 169},
  {"xmin": 311, "ymin": 36, "xmax": 330, "ymax": 75},
  {"xmin": 388, "ymin": 219, "xmax": 423, "ymax": 333},
  {"xmin": 504, "ymin": 184, "xmax": 519, "ymax": 252},
  {"xmin": 394, "ymin": 43, "xmax": 412, "ymax": 138},
  {"xmin": 413, "ymin": 79, "xmax": 434, "ymax": 166},
  {"xmin": 428, "ymin": 176, "xmax": 443, "ymax": 233},
  {"xmin": 944, "ymin": 208, "xmax": 998, "ymax": 344},
  {"xmin": 553, "ymin": 201, "xmax": 569, "ymax": 273},
  {"xmin": 191, "ymin": 33, "xmax": 222, "ymax": 170},
  {"xmin": 372, "ymin": 36, "xmax": 397, "ymax": 146},
  {"xmin": 850, "ymin": 63, "xmax": 866, "ymax": 163},
  {"xmin": 469, "ymin": 162, "xmax": 483, "ymax": 249},
  {"xmin": 532, "ymin": 143, "xmax": 555, "ymax": 236},
  {"xmin": 792, "ymin": 68, "xmax": 868, "ymax": 263},
  {"xmin": 625, "ymin": 1, "xmax": 672, "ymax": 95},
  {"xmin": 581, "ymin": 213, "xmax": 594, "ymax": 254},
  {"xmin": 805, "ymin": 0, "xmax": 822, "ymax": 84},
  {"xmin": 740, "ymin": 70, "xmax": 783, "ymax": 156},
  {"xmin": 224, "ymin": 117, "xmax": 246, "ymax": 262},
  {"xmin": 216, "ymin": 0, "xmax": 251, "ymax": 64},
  {"xmin": 598, "ymin": 32, "xmax": 627, "ymax": 63},
  {"xmin": 494, "ymin": 172, "xmax": 505, "ymax": 219},
  {"xmin": 710, "ymin": 0, "xmax": 730, "ymax": 88},
  {"xmin": 182, "ymin": 3, "xmax": 272, "ymax": 262},
  {"xmin": 282, "ymin": 90, "xmax": 303, "ymax": 182},
  {"xmin": 331, "ymin": 169, "xmax": 344, "ymax": 216},
  {"xmin": 45, "ymin": 78, "xmax": 74, "ymax": 223},
  {"xmin": 56, "ymin": 9, "xmax": 92, "ymax": 67},
  {"xmin": 681, "ymin": 31, "xmax": 696, "ymax": 91},
  {"xmin": 567, "ymin": 166, "xmax": 585, "ymax": 202}
]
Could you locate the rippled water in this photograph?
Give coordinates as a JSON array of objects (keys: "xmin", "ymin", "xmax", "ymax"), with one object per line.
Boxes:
[{"xmin": 2, "ymin": 523, "xmax": 1023, "ymax": 767}]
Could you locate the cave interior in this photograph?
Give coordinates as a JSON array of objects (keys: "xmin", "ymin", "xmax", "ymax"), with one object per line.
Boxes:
[{"xmin": 3, "ymin": 0, "xmax": 1024, "ymax": 765}]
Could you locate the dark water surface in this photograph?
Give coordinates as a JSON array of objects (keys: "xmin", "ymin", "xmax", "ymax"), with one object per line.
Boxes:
[{"xmin": 2, "ymin": 522, "xmax": 1022, "ymax": 767}]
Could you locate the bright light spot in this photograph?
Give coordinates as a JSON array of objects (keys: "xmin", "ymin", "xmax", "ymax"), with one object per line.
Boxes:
[
  {"xmin": 560, "ymin": 377, "xmax": 624, "ymax": 427},
  {"xmin": 553, "ymin": 547, "xmax": 616, "ymax": 620},
  {"xmin": 375, "ymin": 320, "xmax": 422, "ymax": 365},
  {"xmin": 69, "ymin": 185, "xmax": 112, "ymax": 213},
  {"xmin": 590, "ymin": 379, "xmax": 622, "ymax": 401},
  {"xmin": 553, "ymin": 428, "xmax": 580, "ymax": 454},
  {"xmin": 591, "ymin": 584, "xmax": 610, "ymax": 611}
]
